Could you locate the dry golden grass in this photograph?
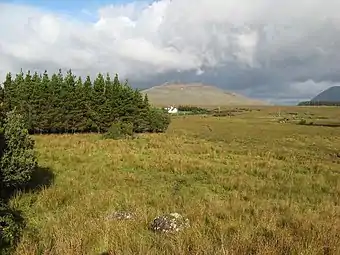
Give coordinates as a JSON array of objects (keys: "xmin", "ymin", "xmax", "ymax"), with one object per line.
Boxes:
[{"xmin": 9, "ymin": 106, "xmax": 340, "ymax": 255}]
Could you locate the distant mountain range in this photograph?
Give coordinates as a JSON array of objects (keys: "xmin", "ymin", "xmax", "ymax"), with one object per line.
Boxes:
[
  {"xmin": 298, "ymin": 86, "xmax": 340, "ymax": 106},
  {"xmin": 141, "ymin": 82, "xmax": 269, "ymax": 107},
  {"xmin": 311, "ymin": 86, "xmax": 340, "ymax": 102}
]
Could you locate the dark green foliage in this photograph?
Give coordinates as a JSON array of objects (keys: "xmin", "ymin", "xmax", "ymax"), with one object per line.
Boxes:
[
  {"xmin": 145, "ymin": 107, "xmax": 171, "ymax": 133},
  {"xmin": 1, "ymin": 70, "xmax": 170, "ymax": 135},
  {"xmin": 0, "ymin": 200, "xmax": 23, "ymax": 254},
  {"xmin": 212, "ymin": 108, "xmax": 253, "ymax": 117},
  {"xmin": 103, "ymin": 121, "xmax": 134, "ymax": 140},
  {"xmin": 0, "ymin": 110, "xmax": 37, "ymax": 197},
  {"xmin": 298, "ymin": 101, "xmax": 340, "ymax": 106},
  {"xmin": 298, "ymin": 119, "xmax": 307, "ymax": 125},
  {"xmin": 0, "ymin": 110, "xmax": 40, "ymax": 253},
  {"xmin": 177, "ymin": 105, "xmax": 210, "ymax": 114}
]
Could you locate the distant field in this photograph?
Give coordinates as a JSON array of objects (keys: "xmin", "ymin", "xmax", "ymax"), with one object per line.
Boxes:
[{"xmin": 10, "ymin": 106, "xmax": 340, "ymax": 255}]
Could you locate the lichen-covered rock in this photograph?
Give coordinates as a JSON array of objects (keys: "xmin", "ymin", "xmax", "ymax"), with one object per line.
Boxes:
[
  {"xmin": 150, "ymin": 213, "xmax": 190, "ymax": 233},
  {"xmin": 105, "ymin": 211, "xmax": 136, "ymax": 221}
]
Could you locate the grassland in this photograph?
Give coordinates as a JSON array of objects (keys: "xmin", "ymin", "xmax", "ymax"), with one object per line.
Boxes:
[{"xmin": 9, "ymin": 106, "xmax": 340, "ymax": 255}]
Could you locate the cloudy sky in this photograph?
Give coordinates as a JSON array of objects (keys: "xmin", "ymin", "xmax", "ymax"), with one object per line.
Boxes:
[{"xmin": 1, "ymin": 0, "xmax": 340, "ymax": 104}]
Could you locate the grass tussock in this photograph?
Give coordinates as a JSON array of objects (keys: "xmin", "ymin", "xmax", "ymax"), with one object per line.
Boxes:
[{"xmin": 9, "ymin": 106, "xmax": 340, "ymax": 255}]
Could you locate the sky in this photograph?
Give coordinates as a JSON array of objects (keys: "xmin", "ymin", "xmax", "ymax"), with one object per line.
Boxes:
[{"xmin": 1, "ymin": 0, "xmax": 340, "ymax": 105}]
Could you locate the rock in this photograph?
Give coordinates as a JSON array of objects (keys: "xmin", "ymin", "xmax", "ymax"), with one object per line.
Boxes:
[
  {"xmin": 105, "ymin": 211, "xmax": 136, "ymax": 221},
  {"xmin": 278, "ymin": 118, "xmax": 289, "ymax": 123},
  {"xmin": 150, "ymin": 212, "xmax": 190, "ymax": 233}
]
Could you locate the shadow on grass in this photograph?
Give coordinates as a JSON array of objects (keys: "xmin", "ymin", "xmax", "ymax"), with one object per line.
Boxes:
[
  {"xmin": 0, "ymin": 166, "xmax": 54, "ymax": 254},
  {"xmin": 0, "ymin": 203, "xmax": 25, "ymax": 254},
  {"xmin": 2, "ymin": 166, "xmax": 55, "ymax": 203},
  {"xmin": 298, "ymin": 122, "xmax": 340, "ymax": 128},
  {"xmin": 24, "ymin": 166, "xmax": 55, "ymax": 193},
  {"xmin": 310, "ymin": 123, "xmax": 340, "ymax": 127}
]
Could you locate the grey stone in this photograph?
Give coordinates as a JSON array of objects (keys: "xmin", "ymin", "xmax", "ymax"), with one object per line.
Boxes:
[
  {"xmin": 150, "ymin": 212, "xmax": 190, "ymax": 233},
  {"xmin": 106, "ymin": 211, "xmax": 136, "ymax": 221}
]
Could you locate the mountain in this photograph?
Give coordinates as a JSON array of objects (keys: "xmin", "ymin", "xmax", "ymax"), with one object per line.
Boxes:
[
  {"xmin": 141, "ymin": 83, "xmax": 269, "ymax": 107},
  {"xmin": 311, "ymin": 86, "xmax": 340, "ymax": 102}
]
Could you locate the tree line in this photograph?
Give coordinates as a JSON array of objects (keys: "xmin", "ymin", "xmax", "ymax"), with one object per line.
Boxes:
[
  {"xmin": 0, "ymin": 69, "xmax": 170, "ymax": 134},
  {"xmin": 298, "ymin": 101, "xmax": 340, "ymax": 106}
]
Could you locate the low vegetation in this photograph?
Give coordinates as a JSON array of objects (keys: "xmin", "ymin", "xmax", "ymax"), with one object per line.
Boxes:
[
  {"xmin": 176, "ymin": 105, "xmax": 210, "ymax": 115},
  {"xmin": 298, "ymin": 100, "xmax": 340, "ymax": 106},
  {"xmin": 5, "ymin": 106, "xmax": 340, "ymax": 254}
]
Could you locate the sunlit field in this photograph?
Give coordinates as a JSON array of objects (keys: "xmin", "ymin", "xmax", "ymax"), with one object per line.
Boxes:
[{"xmin": 10, "ymin": 106, "xmax": 340, "ymax": 255}]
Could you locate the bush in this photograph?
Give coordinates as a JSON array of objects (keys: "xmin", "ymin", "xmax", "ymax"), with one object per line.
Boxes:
[
  {"xmin": 298, "ymin": 119, "xmax": 307, "ymax": 125},
  {"xmin": 0, "ymin": 110, "xmax": 37, "ymax": 198},
  {"xmin": 103, "ymin": 107, "xmax": 171, "ymax": 139},
  {"xmin": 0, "ymin": 200, "xmax": 23, "ymax": 254},
  {"xmin": 0, "ymin": 110, "xmax": 39, "ymax": 253},
  {"xmin": 103, "ymin": 121, "xmax": 134, "ymax": 140},
  {"xmin": 212, "ymin": 110, "xmax": 235, "ymax": 117},
  {"xmin": 146, "ymin": 107, "xmax": 171, "ymax": 133},
  {"xmin": 177, "ymin": 105, "xmax": 209, "ymax": 114}
]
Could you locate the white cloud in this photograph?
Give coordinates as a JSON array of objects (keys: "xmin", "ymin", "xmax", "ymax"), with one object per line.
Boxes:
[{"xmin": 0, "ymin": 0, "xmax": 340, "ymax": 102}]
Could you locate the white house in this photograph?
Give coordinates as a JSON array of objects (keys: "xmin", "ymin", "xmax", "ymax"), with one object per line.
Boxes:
[{"xmin": 164, "ymin": 106, "xmax": 178, "ymax": 114}]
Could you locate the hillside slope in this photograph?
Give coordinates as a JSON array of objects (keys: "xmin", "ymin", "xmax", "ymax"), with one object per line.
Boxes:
[
  {"xmin": 141, "ymin": 83, "xmax": 268, "ymax": 107},
  {"xmin": 311, "ymin": 86, "xmax": 340, "ymax": 102}
]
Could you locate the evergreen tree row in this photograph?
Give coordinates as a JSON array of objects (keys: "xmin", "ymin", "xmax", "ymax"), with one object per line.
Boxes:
[
  {"xmin": 297, "ymin": 100, "xmax": 340, "ymax": 106},
  {"xmin": 0, "ymin": 69, "xmax": 170, "ymax": 134}
]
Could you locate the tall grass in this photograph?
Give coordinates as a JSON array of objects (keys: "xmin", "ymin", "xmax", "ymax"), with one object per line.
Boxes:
[{"xmin": 9, "ymin": 106, "xmax": 340, "ymax": 254}]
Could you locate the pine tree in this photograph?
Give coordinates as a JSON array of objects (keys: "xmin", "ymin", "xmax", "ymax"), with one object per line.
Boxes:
[
  {"xmin": 37, "ymin": 70, "xmax": 50, "ymax": 132},
  {"xmin": 131, "ymin": 89, "xmax": 148, "ymax": 132},
  {"xmin": 63, "ymin": 69, "xmax": 78, "ymax": 132},
  {"xmin": 11, "ymin": 70, "xmax": 24, "ymax": 112},
  {"xmin": 56, "ymin": 69, "xmax": 66, "ymax": 132},
  {"xmin": 143, "ymin": 94, "xmax": 150, "ymax": 108},
  {"xmin": 0, "ymin": 69, "xmax": 171, "ymax": 135},
  {"xmin": 101, "ymin": 73, "xmax": 114, "ymax": 131},
  {"xmin": 0, "ymin": 83, "xmax": 4, "ymax": 107},
  {"xmin": 82, "ymin": 75, "xmax": 95, "ymax": 131},
  {"xmin": 113, "ymin": 73, "xmax": 120, "ymax": 89},
  {"xmin": 48, "ymin": 73, "xmax": 62, "ymax": 132},
  {"xmin": 92, "ymin": 73, "xmax": 106, "ymax": 132},
  {"xmin": 3, "ymin": 72, "xmax": 13, "ymax": 112},
  {"xmin": 20, "ymin": 70, "xmax": 32, "ymax": 117},
  {"xmin": 73, "ymin": 76, "xmax": 86, "ymax": 132}
]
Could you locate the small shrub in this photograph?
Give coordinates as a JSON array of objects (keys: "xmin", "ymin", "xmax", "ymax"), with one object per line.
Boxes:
[
  {"xmin": 0, "ymin": 200, "xmax": 23, "ymax": 254},
  {"xmin": 0, "ymin": 110, "xmax": 37, "ymax": 197},
  {"xmin": 177, "ymin": 105, "xmax": 209, "ymax": 114},
  {"xmin": 213, "ymin": 110, "xmax": 235, "ymax": 117},
  {"xmin": 0, "ymin": 110, "xmax": 39, "ymax": 253},
  {"xmin": 146, "ymin": 107, "xmax": 171, "ymax": 133},
  {"xmin": 103, "ymin": 121, "xmax": 134, "ymax": 140},
  {"xmin": 298, "ymin": 119, "xmax": 307, "ymax": 125}
]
